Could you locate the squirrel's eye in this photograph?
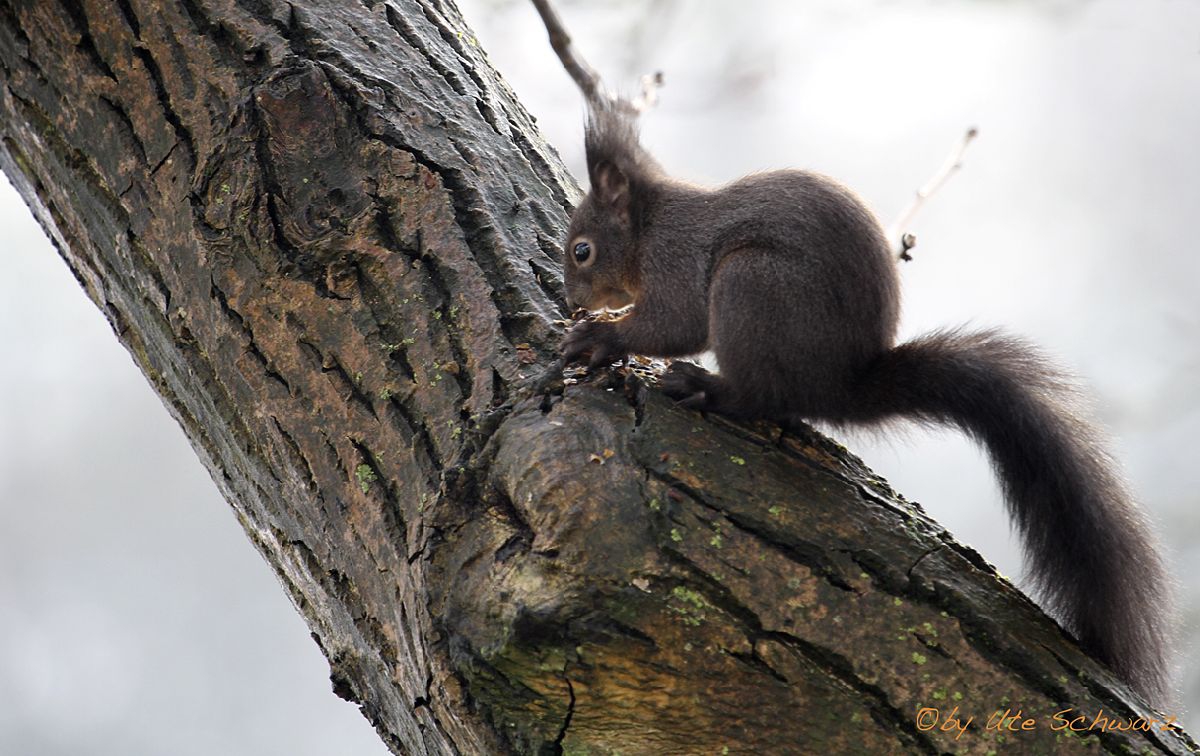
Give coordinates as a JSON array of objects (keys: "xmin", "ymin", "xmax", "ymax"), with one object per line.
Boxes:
[{"xmin": 573, "ymin": 241, "xmax": 594, "ymax": 267}]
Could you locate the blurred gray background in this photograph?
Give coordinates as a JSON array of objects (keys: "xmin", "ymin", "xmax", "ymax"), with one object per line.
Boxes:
[{"xmin": 2, "ymin": 0, "xmax": 1197, "ymax": 752}]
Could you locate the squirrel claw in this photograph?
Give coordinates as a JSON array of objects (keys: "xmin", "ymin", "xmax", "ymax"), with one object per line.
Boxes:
[
  {"xmin": 674, "ymin": 390, "xmax": 709, "ymax": 410},
  {"xmin": 660, "ymin": 361, "xmax": 714, "ymax": 408},
  {"xmin": 587, "ymin": 346, "xmax": 621, "ymax": 370},
  {"xmin": 562, "ymin": 319, "xmax": 625, "ymax": 370}
]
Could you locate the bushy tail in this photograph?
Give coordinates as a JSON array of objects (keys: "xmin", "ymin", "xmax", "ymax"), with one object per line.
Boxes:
[{"xmin": 847, "ymin": 328, "xmax": 1172, "ymax": 703}]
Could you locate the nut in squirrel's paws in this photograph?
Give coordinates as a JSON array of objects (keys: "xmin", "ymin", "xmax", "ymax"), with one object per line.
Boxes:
[
  {"xmin": 661, "ymin": 361, "xmax": 713, "ymax": 409},
  {"xmin": 562, "ymin": 319, "xmax": 625, "ymax": 369}
]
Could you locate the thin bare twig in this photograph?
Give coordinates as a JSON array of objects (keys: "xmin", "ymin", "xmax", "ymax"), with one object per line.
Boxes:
[
  {"xmin": 530, "ymin": 0, "xmax": 663, "ymax": 115},
  {"xmin": 887, "ymin": 127, "xmax": 979, "ymax": 260},
  {"xmin": 630, "ymin": 71, "xmax": 664, "ymax": 112}
]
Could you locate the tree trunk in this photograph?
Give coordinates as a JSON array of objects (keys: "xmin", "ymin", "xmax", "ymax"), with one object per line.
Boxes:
[{"xmin": 0, "ymin": 1, "xmax": 1193, "ymax": 753}]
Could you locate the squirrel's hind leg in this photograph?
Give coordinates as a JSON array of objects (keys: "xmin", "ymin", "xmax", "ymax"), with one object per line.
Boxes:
[{"xmin": 704, "ymin": 247, "xmax": 872, "ymax": 420}]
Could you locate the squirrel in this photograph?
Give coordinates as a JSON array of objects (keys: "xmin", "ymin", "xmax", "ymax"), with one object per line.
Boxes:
[{"xmin": 560, "ymin": 102, "xmax": 1173, "ymax": 705}]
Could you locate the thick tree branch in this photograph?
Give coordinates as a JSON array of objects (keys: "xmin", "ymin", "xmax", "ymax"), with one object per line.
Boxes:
[{"xmin": 0, "ymin": 1, "xmax": 1192, "ymax": 754}]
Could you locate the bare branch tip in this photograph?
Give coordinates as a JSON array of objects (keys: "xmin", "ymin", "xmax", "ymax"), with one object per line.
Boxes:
[
  {"xmin": 631, "ymin": 71, "xmax": 666, "ymax": 113},
  {"xmin": 886, "ymin": 126, "xmax": 981, "ymax": 256},
  {"xmin": 532, "ymin": 0, "xmax": 664, "ymax": 116}
]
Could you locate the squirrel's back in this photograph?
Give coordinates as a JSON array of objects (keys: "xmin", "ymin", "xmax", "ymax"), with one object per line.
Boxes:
[{"xmin": 642, "ymin": 170, "xmax": 902, "ymax": 393}]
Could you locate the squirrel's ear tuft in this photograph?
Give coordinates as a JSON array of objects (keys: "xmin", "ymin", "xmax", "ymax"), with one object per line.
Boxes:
[{"xmin": 584, "ymin": 102, "xmax": 657, "ymax": 214}]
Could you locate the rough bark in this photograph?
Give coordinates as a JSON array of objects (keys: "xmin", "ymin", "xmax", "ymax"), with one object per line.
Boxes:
[{"xmin": 0, "ymin": 1, "xmax": 1193, "ymax": 753}]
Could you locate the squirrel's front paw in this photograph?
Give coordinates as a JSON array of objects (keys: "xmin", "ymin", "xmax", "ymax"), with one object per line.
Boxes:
[
  {"xmin": 660, "ymin": 361, "xmax": 715, "ymax": 410},
  {"xmin": 562, "ymin": 320, "xmax": 626, "ymax": 369}
]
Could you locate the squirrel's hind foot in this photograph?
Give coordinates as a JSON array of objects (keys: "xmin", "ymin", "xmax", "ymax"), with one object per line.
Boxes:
[{"xmin": 661, "ymin": 361, "xmax": 719, "ymax": 410}]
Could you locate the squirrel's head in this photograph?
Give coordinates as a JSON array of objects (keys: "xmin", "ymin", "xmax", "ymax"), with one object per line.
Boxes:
[{"xmin": 564, "ymin": 105, "xmax": 659, "ymax": 312}]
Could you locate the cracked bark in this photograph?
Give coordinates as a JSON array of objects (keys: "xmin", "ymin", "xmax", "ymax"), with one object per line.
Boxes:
[{"xmin": 1, "ymin": 1, "xmax": 1194, "ymax": 753}]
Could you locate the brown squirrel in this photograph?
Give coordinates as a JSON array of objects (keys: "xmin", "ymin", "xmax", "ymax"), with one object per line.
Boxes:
[{"xmin": 561, "ymin": 102, "xmax": 1172, "ymax": 704}]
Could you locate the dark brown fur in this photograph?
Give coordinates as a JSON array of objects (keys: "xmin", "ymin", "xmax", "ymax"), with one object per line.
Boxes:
[{"xmin": 562, "ymin": 103, "xmax": 1173, "ymax": 704}]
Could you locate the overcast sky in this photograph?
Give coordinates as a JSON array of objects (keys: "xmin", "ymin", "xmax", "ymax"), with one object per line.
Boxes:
[{"xmin": 2, "ymin": 0, "xmax": 1198, "ymax": 752}]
